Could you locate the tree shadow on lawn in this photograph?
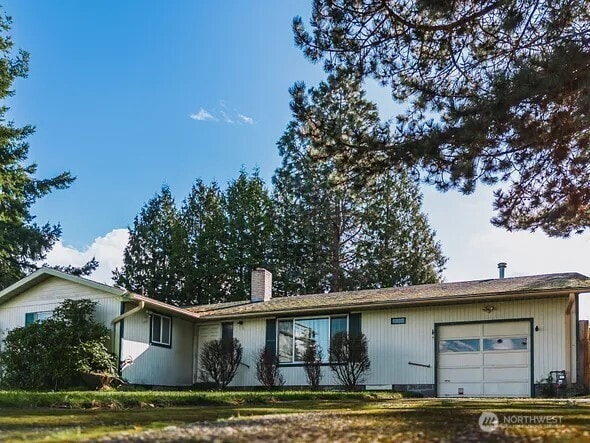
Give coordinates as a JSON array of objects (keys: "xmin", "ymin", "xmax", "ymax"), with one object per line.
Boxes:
[
  {"xmin": 349, "ymin": 400, "xmax": 590, "ymax": 442},
  {"xmin": 1, "ymin": 399, "xmax": 589, "ymax": 442},
  {"xmin": 0, "ymin": 400, "xmax": 370, "ymax": 440}
]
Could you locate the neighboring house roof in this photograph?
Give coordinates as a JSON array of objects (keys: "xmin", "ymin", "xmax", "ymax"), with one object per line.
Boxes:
[{"xmin": 187, "ymin": 273, "xmax": 590, "ymax": 320}]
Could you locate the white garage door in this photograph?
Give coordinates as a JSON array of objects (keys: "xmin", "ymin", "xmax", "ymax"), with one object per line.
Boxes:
[{"xmin": 437, "ymin": 321, "xmax": 531, "ymax": 397}]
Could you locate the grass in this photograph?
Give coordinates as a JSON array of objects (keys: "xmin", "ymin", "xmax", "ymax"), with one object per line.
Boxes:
[
  {"xmin": 0, "ymin": 393, "xmax": 588, "ymax": 442},
  {"xmin": 0, "ymin": 389, "xmax": 403, "ymax": 409}
]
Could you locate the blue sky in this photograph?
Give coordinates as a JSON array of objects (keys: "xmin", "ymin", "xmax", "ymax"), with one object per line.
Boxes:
[
  {"xmin": 7, "ymin": 0, "xmax": 325, "ymax": 245},
  {"xmin": 5, "ymin": 1, "xmax": 590, "ymax": 316}
]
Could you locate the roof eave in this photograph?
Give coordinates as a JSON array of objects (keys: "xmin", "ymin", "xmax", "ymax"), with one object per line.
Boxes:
[
  {"xmin": 128, "ymin": 294, "xmax": 201, "ymax": 321},
  {"xmin": 194, "ymin": 287, "xmax": 589, "ymax": 321},
  {"xmin": 0, "ymin": 267, "xmax": 126, "ymax": 304}
]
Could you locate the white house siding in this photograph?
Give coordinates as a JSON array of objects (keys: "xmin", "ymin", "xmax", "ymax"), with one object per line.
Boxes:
[
  {"xmin": 228, "ymin": 318, "xmax": 341, "ymax": 387},
  {"xmin": 195, "ymin": 296, "xmax": 575, "ymax": 392},
  {"xmin": 0, "ymin": 277, "xmax": 122, "ymax": 352},
  {"xmin": 195, "ymin": 319, "xmax": 339, "ymax": 388},
  {"xmin": 362, "ymin": 296, "xmax": 575, "ymax": 390},
  {"xmin": 121, "ymin": 310, "xmax": 194, "ymax": 386}
]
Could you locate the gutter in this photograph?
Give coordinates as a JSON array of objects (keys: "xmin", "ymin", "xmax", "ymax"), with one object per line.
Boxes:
[{"xmin": 111, "ymin": 301, "xmax": 145, "ymax": 325}]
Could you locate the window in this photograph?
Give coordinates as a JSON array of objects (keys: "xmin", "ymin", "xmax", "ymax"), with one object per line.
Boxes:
[
  {"xmin": 391, "ymin": 317, "xmax": 406, "ymax": 325},
  {"xmin": 483, "ymin": 337, "xmax": 527, "ymax": 351},
  {"xmin": 439, "ymin": 338, "xmax": 480, "ymax": 353},
  {"xmin": 25, "ymin": 311, "xmax": 52, "ymax": 325},
  {"xmin": 278, "ymin": 315, "xmax": 348, "ymax": 363},
  {"xmin": 150, "ymin": 313, "xmax": 172, "ymax": 347}
]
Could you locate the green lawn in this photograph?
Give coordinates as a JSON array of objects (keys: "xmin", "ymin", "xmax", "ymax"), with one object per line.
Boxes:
[{"xmin": 0, "ymin": 392, "xmax": 588, "ymax": 442}]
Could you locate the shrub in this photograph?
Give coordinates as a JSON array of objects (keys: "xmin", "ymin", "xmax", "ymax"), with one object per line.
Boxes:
[
  {"xmin": 199, "ymin": 338, "xmax": 243, "ymax": 388},
  {"xmin": 255, "ymin": 347, "xmax": 285, "ymax": 388},
  {"xmin": 302, "ymin": 343, "xmax": 323, "ymax": 390},
  {"xmin": 0, "ymin": 299, "xmax": 118, "ymax": 390},
  {"xmin": 329, "ymin": 332, "xmax": 370, "ymax": 391}
]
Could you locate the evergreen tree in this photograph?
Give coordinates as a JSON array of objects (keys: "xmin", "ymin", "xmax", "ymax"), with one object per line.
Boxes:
[
  {"xmin": 0, "ymin": 11, "xmax": 75, "ymax": 289},
  {"xmin": 224, "ymin": 169, "xmax": 274, "ymax": 301},
  {"xmin": 273, "ymin": 75, "xmax": 446, "ymax": 295},
  {"xmin": 351, "ymin": 171, "xmax": 446, "ymax": 289},
  {"xmin": 49, "ymin": 258, "xmax": 99, "ymax": 277},
  {"xmin": 294, "ymin": 0, "xmax": 590, "ymax": 236},
  {"xmin": 178, "ymin": 179, "xmax": 227, "ymax": 305},
  {"xmin": 113, "ymin": 186, "xmax": 182, "ymax": 305}
]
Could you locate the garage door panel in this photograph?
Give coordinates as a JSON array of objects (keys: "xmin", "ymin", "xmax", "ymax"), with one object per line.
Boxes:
[
  {"xmin": 439, "ymin": 353, "xmax": 483, "ymax": 368},
  {"xmin": 483, "ymin": 382, "xmax": 529, "ymax": 397},
  {"xmin": 484, "ymin": 351, "xmax": 529, "ymax": 366},
  {"xmin": 484, "ymin": 366, "xmax": 529, "ymax": 382},
  {"xmin": 439, "ymin": 368, "xmax": 482, "ymax": 383},
  {"xmin": 484, "ymin": 322, "xmax": 529, "ymax": 336},
  {"xmin": 439, "ymin": 382, "xmax": 482, "ymax": 397},
  {"xmin": 438, "ymin": 324, "xmax": 481, "ymax": 339},
  {"xmin": 437, "ymin": 321, "xmax": 531, "ymax": 398}
]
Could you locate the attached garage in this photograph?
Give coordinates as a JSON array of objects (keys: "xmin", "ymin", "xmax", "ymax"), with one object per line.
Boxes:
[{"xmin": 436, "ymin": 320, "xmax": 532, "ymax": 397}]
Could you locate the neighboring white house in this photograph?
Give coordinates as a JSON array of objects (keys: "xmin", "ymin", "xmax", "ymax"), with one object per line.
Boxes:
[{"xmin": 1, "ymin": 266, "xmax": 589, "ymax": 397}]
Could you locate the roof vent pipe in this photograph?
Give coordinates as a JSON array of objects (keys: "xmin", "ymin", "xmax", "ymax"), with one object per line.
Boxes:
[{"xmin": 498, "ymin": 262, "xmax": 507, "ymax": 279}]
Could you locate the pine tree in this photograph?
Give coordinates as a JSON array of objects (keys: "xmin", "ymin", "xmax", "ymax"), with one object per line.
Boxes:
[
  {"xmin": 0, "ymin": 11, "xmax": 75, "ymax": 289},
  {"xmin": 113, "ymin": 186, "xmax": 182, "ymax": 305},
  {"xmin": 351, "ymin": 171, "xmax": 446, "ymax": 289},
  {"xmin": 272, "ymin": 75, "xmax": 446, "ymax": 295},
  {"xmin": 294, "ymin": 1, "xmax": 590, "ymax": 236},
  {"xmin": 178, "ymin": 179, "xmax": 227, "ymax": 305},
  {"xmin": 224, "ymin": 169, "xmax": 274, "ymax": 301}
]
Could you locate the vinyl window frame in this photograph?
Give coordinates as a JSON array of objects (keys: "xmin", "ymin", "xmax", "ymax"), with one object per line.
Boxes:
[
  {"xmin": 150, "ymin": 312, "xmax": 172, "ymax": 348},
  {"xmin": 277, "ymin": 314, "xmax": 348, "ymax": 365}
]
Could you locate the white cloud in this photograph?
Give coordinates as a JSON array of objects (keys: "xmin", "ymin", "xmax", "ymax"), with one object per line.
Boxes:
[
  {"xmin": 238, "ymin": 113, "xmax": 254, "ymax": 125},
  {"xmin": 189, "ymin": 108, "xmax": 218, "ymax": 122},
  {"xmin": 220, "ymin": 110, "xmax": 234, "ymax": 124},
  {"xmin": 190, "ymin": 101, "xmax": 254, "ymax": 125},
  {"xmin": 44, "ymin": 228, "xmax": 129, "ymax": 285}
]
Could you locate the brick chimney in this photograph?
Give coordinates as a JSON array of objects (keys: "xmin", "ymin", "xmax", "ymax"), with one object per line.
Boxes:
[{"xmin": 251, "ymin": 268, "xmax": 272, "ymax": 302}]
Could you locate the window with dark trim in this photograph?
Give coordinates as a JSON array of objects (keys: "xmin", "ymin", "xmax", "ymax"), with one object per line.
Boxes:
[
  {"xmin": 25, "ymin": 311, "xmax": 52, "ymax": 326},
  {"xmin": 278, "ymin": 315, "xmax": 348, "ymax": 363},
  {"xmin": 150, "ymin": 313, "xmax": 172, "ymax": 347}
]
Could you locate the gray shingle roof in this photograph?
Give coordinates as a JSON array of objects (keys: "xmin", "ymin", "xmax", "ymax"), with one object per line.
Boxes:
[{"xmin": 186, "ymin": 273, "xmax": 590, "ymax": 319}]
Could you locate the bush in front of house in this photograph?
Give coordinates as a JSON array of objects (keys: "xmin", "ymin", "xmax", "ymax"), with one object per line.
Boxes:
[
  {"xmin": 0, "ymin": 299, "xmax": 118, "ymax": 390},
  {"xmin": 329, "ymin": 332, "xmax": 370, "ymax": 391},
  {"xmin": 255, "ymin": 347, "xmax": 285, "ymax": 388},
  {"xmin": 302, "ymin": 343, "xmax": 323, "ymax": 390},
  {"xmin": 199, "ymin": 338, "xmax": 243, "ymax": 388}
]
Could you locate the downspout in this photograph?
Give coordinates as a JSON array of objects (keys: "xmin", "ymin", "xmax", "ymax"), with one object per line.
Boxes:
[
  {"xmin": 112, "ymin": 300, "xmax": 145, "ymax": 375},
  {"xmin": 565, "ymin": 293, "xmax": 575, "ymax": 387}
]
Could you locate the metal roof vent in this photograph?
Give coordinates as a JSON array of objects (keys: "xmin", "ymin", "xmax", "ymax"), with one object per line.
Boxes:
[{"xmin": 498, "ymin": 262, "xmax": 507, "ymax": 279}]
